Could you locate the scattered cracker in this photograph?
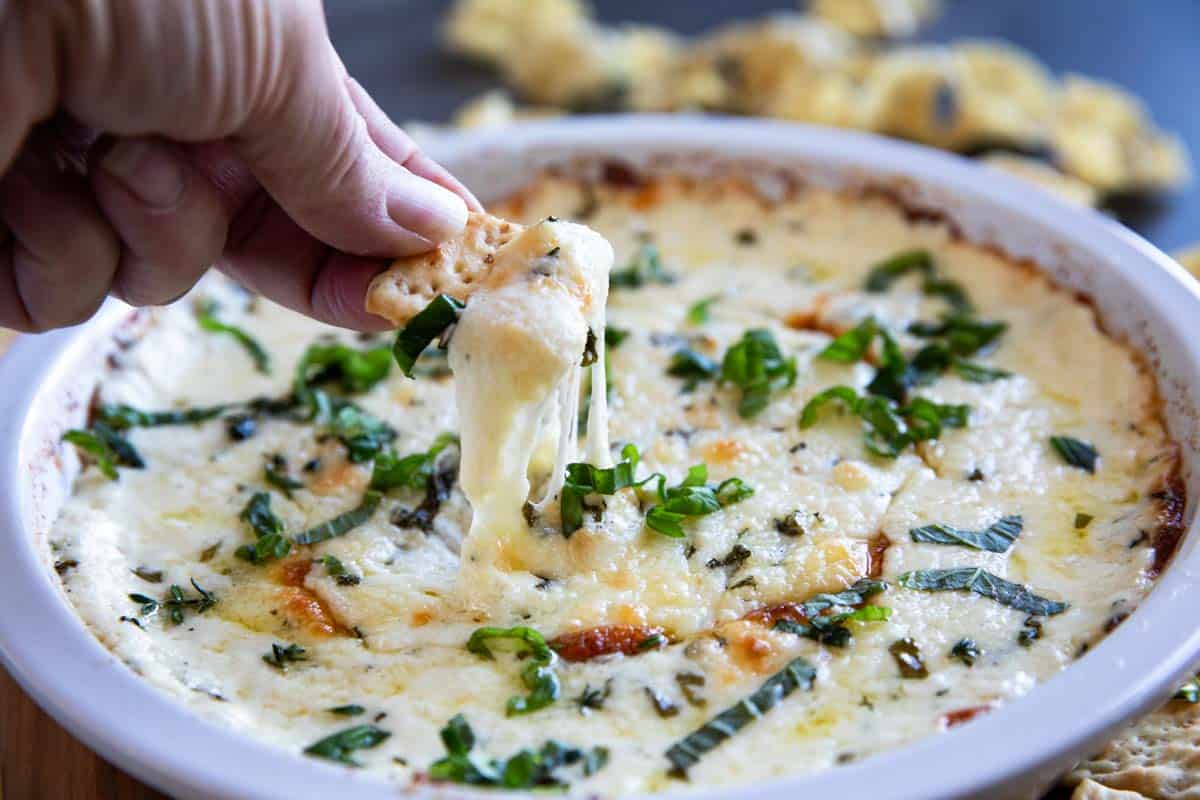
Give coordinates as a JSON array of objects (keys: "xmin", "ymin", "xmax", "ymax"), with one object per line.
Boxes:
[
  {"xmin": 981, "ymin": 153, "xmax": 1098, "ymax": 207},
  {"xmin": 1067, "ymin": 699, "xmax": 1200, "ymax": 799},
  {"xmin": 810, "ymin": 0, "xmax": 940, "ymax": 39},
  {"xmin": 1072, "ymin": 778, "xmax": 1151, "ymax": 800},
  {"xmin": 366, "ymin": 212, "xmax": 524, "ymax": 326}
]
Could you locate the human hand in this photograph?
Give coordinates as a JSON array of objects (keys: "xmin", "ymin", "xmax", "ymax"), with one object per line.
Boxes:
[{"xmin": 0, "ymin": 0, "xmax": 478, "ymax": 333}]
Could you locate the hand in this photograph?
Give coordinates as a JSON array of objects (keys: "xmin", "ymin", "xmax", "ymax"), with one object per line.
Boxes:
[{"xmin": 0, "ymin": 0, "xmax": 478, "ymax": 333}]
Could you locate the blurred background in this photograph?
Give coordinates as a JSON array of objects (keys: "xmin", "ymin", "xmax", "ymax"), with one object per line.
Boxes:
[{"xmin": 328, "ymin": 0, "xmax": 1198, "ymax": 253}]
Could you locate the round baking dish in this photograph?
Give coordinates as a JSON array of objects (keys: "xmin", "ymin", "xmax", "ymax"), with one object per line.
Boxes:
[{"xmin": 1, "ymin": 117, "xmax": 1198, "ymax": 800}]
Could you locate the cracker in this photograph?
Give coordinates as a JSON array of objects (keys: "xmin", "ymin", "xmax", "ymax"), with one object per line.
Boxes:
[
  {"xmin": 1072, "ymin": 779, "xmax": 1151, "ymax": 800},
  {"xmin": 366, "ymin": 212, "xmax": 524, "ymax": 326},
  {"xmin": 1067, "ymin": 700, "xmax": 1200, "ymax": 800}
]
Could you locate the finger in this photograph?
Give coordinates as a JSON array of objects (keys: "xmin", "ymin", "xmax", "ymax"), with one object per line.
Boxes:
[
  {"xmin": 0, "ymin": 151, "xmax": 120, "ymax": 331},
  {"xmin": 232, "ymin": 13, "xmax": 467, "ymax": 257},
  {"xmin": 91, "ymin": 136, "xmax": 230, "ymax": 305},
  {"xmin": 219, "ymin": 195, "xmax": 391, "ymax": 332},
  {"xmin": 345, "ymin": 78, "xmax": 483, "ymax": 212}
]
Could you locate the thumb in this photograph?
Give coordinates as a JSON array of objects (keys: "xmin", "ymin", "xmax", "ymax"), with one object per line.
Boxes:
[{"xmin": 229, "ymin": 7, "xmax": 467, "ymax": 257}]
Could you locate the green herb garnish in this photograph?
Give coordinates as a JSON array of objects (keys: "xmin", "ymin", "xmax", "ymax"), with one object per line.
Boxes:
[
  {"xmin": 899, "ymin": 568, "xmax": 1068, "ymax": 616},
  {"xmin": 686, "ymin": 295, "xmax": 720, "ymax": 325},
  {"xmin": 909, "ymin": 514, "xmax": 1023, "ymax": 553},
  {"xmin": 96, "ymin": 403, "xmax": 227, "ymax": 429},
  {"xmin": 327, "ymin": 403, "xmax": 397, "ymax": 463},
  {"xmin": 329, "ymin": 704, "xmax": 366, "ymax": 716},
  {"xmin": 889, "ymin": 638, "xmax": 928, "ymax": 678},
  {"xmin": 264, "ymin": 456, "xmax": 304, "ymax": 497},
  {"xmin": 720, "ymin": 329, "xmax": 797, "ymax": 417},
  {"xmin": 950, "ymin": 638, "xmax": 981, "ymax": 666},
  {"xmin": 1174, "ymin": 676, "xmax": 1200, "ymax": 703},
  {"xmin": 818, "ymin": 317, "xmax": 878, "ymax": 363},
  {"xmin": 467, "ymin": 626, "xmax": 560, "ymax": 716},
  {"xmin": 611, "ymin": 243, "xmax": 674, "ymax": 288},
  {"xmin": 799, "ymin": 385, "xmax": 967, "ymax": 458},
  {"xmin": 391, "ymin": 294, "xmax": 466, "ymax": 377},
  {"xmin": 644, "ymin": 464, "xmax": 753, "ymax": 538},
  {"xmin": 771, "ymin": 578, "xmax": 889, "ymax": 647},
  {"xmin": 128, "ymin": 578, "xmax": 216, "ymax": 625},
  {"xmin": 371, "ymin": 433, "xmax": 459, "ymax": 491},
  {"xmin": 63, "ymin": 423, "xmax": 144, "ymax": 480},
  {"xmin": 667, "ymin": 348, "xmax": 720, "ymax": 388},
  {"xmin": 303, "ymin": 724, "xmax": 390, "ymax": 767},
  {"xmin": 605, "ymin": 326, "xmax": 630, "ymax": 349},
  {"xmin": 560, "ymin": 443, "xmax": 646, "ymax": 537},
  {"xmin": 294, "ymin": 342, "xmax": 393, "ymax": 418},
  {"xmin": 429, "ymin": 714, "xmax": 608, "ymax": 788},
  {"xmin": 1074, "ymin": 513, "xmax": 1094, "ymax": 529},
  {"xmin": 1050, "ymin": 436, "xmax": 1098, "ymax": 473},
  {"xmin": 665, "ymin": 657, "xmax": 816, "ymax": 777},
  {"xmin": 575, "ymin": 680, "xmax": 613, "ymax": 715},
  {"xmin": 293, "ymin": 491, "xmax": 382, "ymax": 546},
  {"xmin": 263, "ymin": 642, "xmax": 307, "ymax": 671},
  {"xmin": 197, "ymin": 302, "xmax": 271, "ymax": 374},
  {"xmin": 235, "ymin": 492, "xmax": 290, "ymax": 564},
  {"xmin": 864, "ymin": 250, "xmax": 971, "ymax": 312}
]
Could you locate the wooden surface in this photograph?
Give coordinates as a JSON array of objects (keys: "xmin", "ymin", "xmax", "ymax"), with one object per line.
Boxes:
[{"xmin": 2, "ymin": 1, "xmax": 1198, "ymax": 798}]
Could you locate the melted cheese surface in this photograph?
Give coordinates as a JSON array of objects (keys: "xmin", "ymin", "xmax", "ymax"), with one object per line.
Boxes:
[{"xmin": 46, "ymin": 176, "xmax": 1181, "ymax": 796}]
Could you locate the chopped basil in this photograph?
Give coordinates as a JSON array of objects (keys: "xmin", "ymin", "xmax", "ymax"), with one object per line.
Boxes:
[
  {"xmin": 329, "ymin": 704, "xmax": 366, "ymax": 716},
  {"xmin": 951, "ymin": 360, "xmax": 1012, "ymax": 383},
  {"xmin": 898, "ymin": 568, "xmax": 1068, "ymax": 616},
  {"xmin": 1074, "ymin": 512, "xmax": 1094, "ymax": 529},
  {"xmin": 909, "ymin": 514, "xmax": 1023, "ymax": 553},
  {"xmin": 638, "ymin": 632, "xmax": 668, "ymax": 651},
  {"xmin": 131, "ymin": 566, "xmax": 163, "ymax": 584},
  {"xmin": 63, "ymin": 423, "xmax": 144, "ymax": 480},
  {"xmin": 196, "ymin": 302, "xmax": 271, "ymax": 374},
  {"xmin": 706, "ymin": 543, "xmax": 751, "ymax": 572},
  {"xmin": 799, "ymin": 385, "xmax": 967, "ymax": 458},
  {"xmin": 294, "ymin": 342, "xmax": 393, "ymax": 419},
  {"xmin": 467, "ymin": 626, "xmax": 560, "ymax": 716},
  {"xmin": 560, "ymin": 443, "xmax": 646, "ymax": 536},
  {"xmin": 389, "ymin": 454, "xmax": 457, "ymax": 532},
  {"xmin": 667, "ymin": 348, "xmax": 720, "ymax": 389},
  {"xmin": 908, "ymin": 313, "xmax": 1007, "ymax": 357},
  {"xmin": 392, "ymin": 294, "xmax": 465, "ymax": 378},
  {"xmin": 263, "ymin": 642, "xmax": 307, "ymax": 671},
  {"xmin": 293, "ymin": 491, "xmax": 382, "ymax": 545},
  {"xmin": 720, "ymin": 329, "xmax": 797, "ymax": 417},
  {"xmin": 675, "ymin": 672, "xmax": 707, "ymax": 707},
  {"xmin": 303, "ymin": 724, "xmax": 390, "ymax": 767},
  {"xmin": 864, "ymin": 249, "xmax": 935, "ymax": 293},
  {"xmin": 1050, "ymin": 436, "xmax": 1098, "ymax": 473},
  {"xmin": 327, "ymin": 403, "xmax": 397, "ymax": 463},
  {"xmin": 605, "ymin": 325, "xmax": 630, "ymax": 348},
  {"xmin": 128, "ymin": 578, "xmax": 216, "ymax": 625},
  {"xmin": 950, "ymin": 638, "xmax": 981, "ymax": 666},
  {"xmin": 611, "ymin": 243, "xmax": 674, "ymax": 288},
  {"xmin": 264, "ymin": 455, "xmax": 304, "ymax": 497},
  {"xmin": 371, "ymin": 433, "xmax": 459, "ymax": 491},
  {"xmin": 428, "ymin": 714, "xmax": 608, "ymax": 788},
  {"xmin": 644, "ymin": 464, "xmax": 754, "ymax": 538},
  {"xmin": 818, "ymin": 317, "xmax": 878, "ymax": 363},
  {"xmin": 686, "ymin": 295, "xmax": 720, "ymax": 325},
  {"xmin": 321, "ymin": 554, "xmax": 348, "ymax": 576},
  {"xmin": 96, "ymin": 403, "xmax": 227, "ymax": 429},
  {"xmin": 775, "ymin": 605, "xmax": 891, "ymax": 648},
  {"xmin": 1017, "ymin": 616, "xmax": 1043, "ymax": 647},
  {"xmin": 665, "ymin": 657, "xmax": 816, "ymax": 777},
  {"xmin": 575, "ymin": 679, "xmax": 613, "ymax": 715},
  {"xmin": 235, "ymin": 492, "xmax": 290, "ymax": 565},
  {"xmin": 889, "ymin": 638, "xmax": 928, "ymax": 678}
]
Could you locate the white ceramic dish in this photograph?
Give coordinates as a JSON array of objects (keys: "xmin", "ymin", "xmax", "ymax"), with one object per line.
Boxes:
[{"xmin": 2, "ymin": 116, "xmax": 1199, "ymax": 800}]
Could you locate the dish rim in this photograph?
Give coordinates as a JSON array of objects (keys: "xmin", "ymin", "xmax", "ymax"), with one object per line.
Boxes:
[{"xmin": 1, "ymin": 115, "xmax": 1199, "ymax": 800}]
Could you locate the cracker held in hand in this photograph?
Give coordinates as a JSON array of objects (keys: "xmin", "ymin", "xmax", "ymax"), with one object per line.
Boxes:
[{"xmin": 366, "ymin": 211, "xmax": 524, "ymax": 325}]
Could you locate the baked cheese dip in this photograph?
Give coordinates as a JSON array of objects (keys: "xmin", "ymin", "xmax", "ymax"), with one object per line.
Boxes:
[{"xmin": 50, "ymin": 170, "xmax": 1184, "ymax": 795}]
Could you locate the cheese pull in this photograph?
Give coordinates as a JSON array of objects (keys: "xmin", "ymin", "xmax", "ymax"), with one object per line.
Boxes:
[{"xmin": 369, "ymin": 212, "xmax": 614, "ymax": 583}]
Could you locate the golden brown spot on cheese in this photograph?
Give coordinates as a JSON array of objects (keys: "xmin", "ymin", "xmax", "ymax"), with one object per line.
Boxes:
[
  {"xmin": 868, "ymin": 533, "xmax": 891, "ymax": 579},
  {"xmin": 702, "ymin": 438, "xmax": 747, "ymax": 465},
  {"xmin": 277, "ymin": 586, "xmax": 343, "ymax": 637},
  {"xmin": 724, "ymin": 621, "xmax": 781, "ymax": 674},
  {"xmin": 310, "ymin": 458, "xmax": 370, "ymax": 496},
  {"xmin": 411, "ymin": 609, "xmax": 435, "ymax": 627},
  {"xmin": 742, "ymin": 602, "xmax": 808, "ymax": 628},
  {"xmin": 550, "ymin": 624, "xmax": 666, "ymax": 662},
  {"xmin": 833, "ymin": 460, "xmax": 870, "ymax": 491},
  {"xmin": 271, "ymin": 556, "xmax": 313, "ymax": 588}
]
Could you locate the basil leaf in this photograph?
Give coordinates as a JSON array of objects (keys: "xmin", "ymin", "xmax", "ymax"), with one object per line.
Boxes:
[
  {"xmin": 864, "ymin": 250, "xmax": 935, "ymax": 293},
  {"xmin": 196, "ymin": 302, "xmax": 271, "ymax": 374},
  {"xmin": 799, "ymin": 386, "xmax": 967, "ymax": 458},
  {"xmin": 950, "ymin": 638, "xmax": 981, "ymax": 666},
  {"xmin": 239, "ymin": 491, "xmax": 284, "ymax": 537},
  {"xmin": 428, "ymin": 714, "xmax": 607, "ymax": 788},
  {"xmin": 898, "ymin": 567, "xmax": 1068, "ymax": 616},
  {"xmin": 610, "ymin": 243, "xmax": 674, "ymax": 288},
  {"xmin": 467, "ymin": 626, "xmax": 559, "ymax": 716},
  {"xmin": 910, "ymin": 514, "xmax": 1023, "ymax": 552},
  {"xmin": 96, "ymin": 403, "xmax": 227, "ymax": 429},
  {"xmin": 644, "ymin": 466, "xmax": 753, "ymax": 538},
  {"xmin": 236, "ymin": 491, "xmax": 291, "ymax": 564},
  {"xmin": 390, "ymin": 295, "xmax": 464, "ymax": 377},
  {"xmin": 1050, "ymin": 436, "xmax": 1098, "ymax": 474},
  {"xmin": 62, "ymin": 429, "xmax": 119, "ymax": 480},
  {"xmin": 303, "ymin": 724, "xmax": 390, "ymax": 767},
  {"xmin": 560, "ymin": 443, "xmax": 644, "ymax": 536},
  {"xmin": 665, "ymin": 657, "xmax": 816, "ymax": 777},
  {"xmin": 294, "ymin": 342, "xmax": 393, "ymax": 421},
  {"xmin": 720, "ymin": 329, "xmax": 797, "ymax": 417},
  {"xmin": 818, "ymin": 317, "xmax": 878, "ymax": 363},
  {"xmin": 605, "ymin": 325, "xmax": 630, "ymax": 349},
  {"xmin": 293, "ymin": 491, "xmax": 382, "ymax": 545},
  {"xmin": 264, "ymin": 458, "xmax": 304, "ymax": 497},
  {"xmin": 329, "ymin": 704, "xmax": 366, "ymax": 716},
  {"xmin": 371, "ymin": 433, "xmax": 458, "ymax": 491},
  {"xmin": 686, "ymin": 295, "xmax": 720, "ymax": 324},
  {"xmin": 889, "ymin": 637, "xmax": 928, "ymax": 678},
  {"xmin": 667, "ymin": 348, "xmax": 720, "ymax": 383},
  {"xmin": 909, "ymin": 313, "xmax": 1007, "ymax": 357},
  {"xmin": 951, "ymin": 359, "xmax": 1011, "ymax": 383},
  {"xmin": 328, "ymin": 403, "xmax": 397, "ymax": 463}
]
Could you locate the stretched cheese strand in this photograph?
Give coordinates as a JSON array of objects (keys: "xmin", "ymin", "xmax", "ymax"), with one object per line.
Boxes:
[{"xmin": 449, "ymin": 218, "xmax": 612, "ymax": 583}]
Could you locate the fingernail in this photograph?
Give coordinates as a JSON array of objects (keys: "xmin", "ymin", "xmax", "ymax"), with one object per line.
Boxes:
[
  {"xmin": 100, "ymin": 139, "xmax": 185, "ymax": 209},
  {"xmin": 390, "ymin": 179, "xmax": 469, "ymax": 244}
]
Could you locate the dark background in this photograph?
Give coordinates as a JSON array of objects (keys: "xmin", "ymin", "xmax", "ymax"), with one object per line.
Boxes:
[{"xmin": 326, "ymin": 1, "xmax": 1199, "ymax": 251}]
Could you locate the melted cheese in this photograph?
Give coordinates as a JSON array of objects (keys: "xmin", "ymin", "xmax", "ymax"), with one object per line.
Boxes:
[
  {"xmin": 449, "ymin": 218, "xmax": 613, "ymax": 588},
  {"xmin": 46, "ymin": 176, "xmax": 1181, "ymax": 796}
]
